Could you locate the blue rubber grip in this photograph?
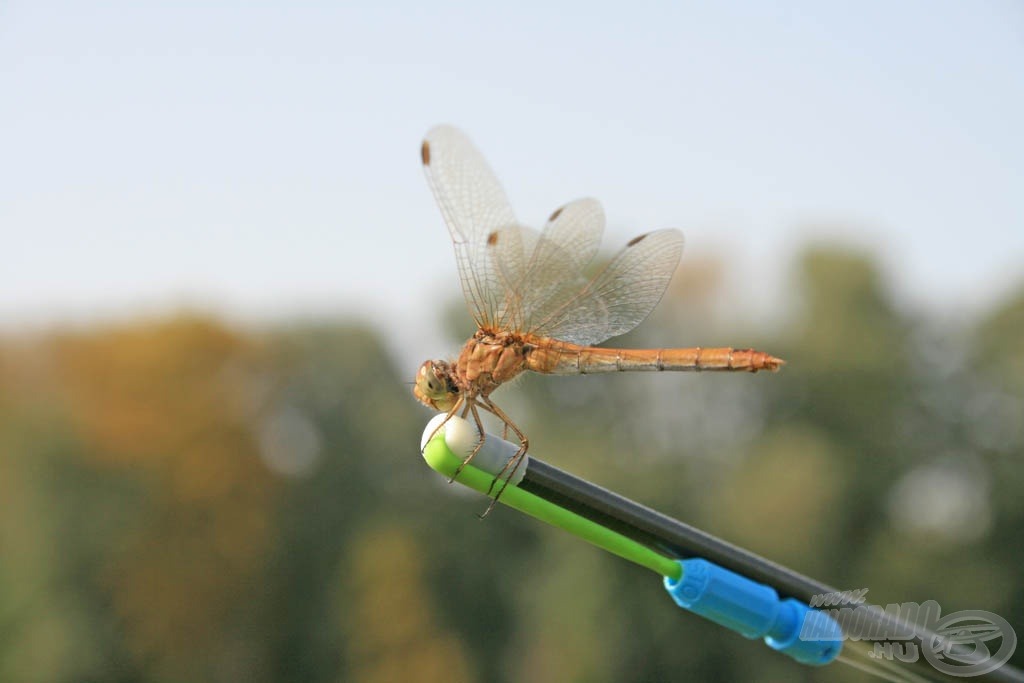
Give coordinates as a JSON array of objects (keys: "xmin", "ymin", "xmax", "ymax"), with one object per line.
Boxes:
[{"xmin": 664, "ymin": 559, "xmax": 843, "ymax": 666}]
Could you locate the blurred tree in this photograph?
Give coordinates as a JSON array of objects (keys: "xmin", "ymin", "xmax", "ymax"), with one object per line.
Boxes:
[
  {"xmin": 340, "ymin": 524, "xmax": 474, "ymax": 683},
  {"xmin": 1, "ymin": 243, "xmax": 1021, "ymax": 682},
  {"xmin": 756, "ymin": 248, "xmax": 916, "ymax": 585},
  {"xmin": 0, "ymin": 341, "xmax": 136, "ymax": 683},
  {"xmin": 254, "ymin": 324, "xmax": 423, "ymax": 683},
  {"xmin": 966, "ymin": 286, "xmax": 1024, "ymax": 639},
  {"xmin": 52, "ymin": 316, "xmax": 280, "ymax": 680}
]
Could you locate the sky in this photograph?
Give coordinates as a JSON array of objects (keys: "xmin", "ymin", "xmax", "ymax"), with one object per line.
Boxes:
[{"xmin": 2, "ymin": 1, "xmax": 1022, "ymax": 362}]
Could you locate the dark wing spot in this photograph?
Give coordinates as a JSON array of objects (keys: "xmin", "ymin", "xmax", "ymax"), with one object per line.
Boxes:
[
  {"xmin": 548, "ymin": 206, "xmax": 564, "ymax": 222},
  {"xmin": 487, "ymin": 231, "xmax": 499, "ymax": 246},
  {"xmin": 421, "ymin": 140, "xmax": 431, "ymax": 165},
  {"xmin": 627, "ymin": 233, "xmax": 648, "ymax": 247}
]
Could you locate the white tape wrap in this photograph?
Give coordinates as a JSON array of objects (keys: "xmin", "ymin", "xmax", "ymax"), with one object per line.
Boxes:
[{"xmin": 421, "ymin": 414, "xmax": 529, "ymax": 487}]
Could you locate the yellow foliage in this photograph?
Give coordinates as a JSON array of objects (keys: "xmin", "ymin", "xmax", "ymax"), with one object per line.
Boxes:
[
  {"xmin": 50, "ymin": 316, "xmax": 279, "ymax": 671},
  {"xmin": 341, "ymin": 525, "xmax": 475, "ymax": 683}
]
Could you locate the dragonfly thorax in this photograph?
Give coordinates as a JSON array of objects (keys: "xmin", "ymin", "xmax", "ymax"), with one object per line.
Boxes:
[{"xmin": 455, "ymin": 332, "xmax": 530, "ymax": 389}]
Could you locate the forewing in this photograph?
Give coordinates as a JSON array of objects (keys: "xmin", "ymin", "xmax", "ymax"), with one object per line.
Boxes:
[
  {"xmin": 421, "ymin": 125, "xmax": 523, "ymax": 329},
  {"xmin": 508, "ymin": 198, "xmax": 605, "ymax": 334},
  {"xmin": 530, "ymin": 229, "xmax": 684, "ymax": 346},
  {"xmin": 486, "ymin": 223, "xmax": 538, "ymax": 332}
]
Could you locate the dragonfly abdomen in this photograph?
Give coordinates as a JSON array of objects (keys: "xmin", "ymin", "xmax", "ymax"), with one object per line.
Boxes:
[{"xmin": 527, "ymin": 342, "xmax": 784, "ymax": 375}]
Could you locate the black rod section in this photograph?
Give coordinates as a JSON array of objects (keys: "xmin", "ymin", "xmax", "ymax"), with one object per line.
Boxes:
[
  {"xmin": 522, "ymin": 457, "xmax": 832, "ymax": 600},
  {"xmin": 518, "ymin": 457, "xmax": 1023, "ymax": 683}
]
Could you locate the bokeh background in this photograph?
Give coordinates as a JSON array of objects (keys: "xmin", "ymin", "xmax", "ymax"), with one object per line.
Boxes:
[{"xmin": 2, "ymin": 2, "xmax": 1022, "ymax": 681}]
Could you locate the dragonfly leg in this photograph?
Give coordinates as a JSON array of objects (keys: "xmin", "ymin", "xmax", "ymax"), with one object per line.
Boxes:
[
  {"xmin": 449, "ymin": 398, "xmax": 487, "ymax": 482},
  {"xmin": 475, "ymin": 390, "xmax": 508, "ymax": 444},
  {"xmin": 476, "ymin": 395, "xmax": 529, "ymax": 517},
  {"xmin": 484, "ymin": 445, "xmax": 529, "ymax": 517},
  {"xmin": 422, "ymin": 394, "xmax": 465, "ymax": 456}
]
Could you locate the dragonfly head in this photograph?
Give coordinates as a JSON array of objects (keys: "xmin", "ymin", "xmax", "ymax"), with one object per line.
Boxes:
[{"xmin": 413, "ymin": 360, "xmax": 460, "ymax": 411}]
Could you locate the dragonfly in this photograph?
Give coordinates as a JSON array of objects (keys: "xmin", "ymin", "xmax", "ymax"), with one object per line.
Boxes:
[{"xmin": 414, "ymin": 125, "xmax": 783, "ymax": 501}]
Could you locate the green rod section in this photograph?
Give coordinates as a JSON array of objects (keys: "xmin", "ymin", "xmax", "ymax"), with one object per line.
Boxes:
[{"xmin": 422, "ymin": 432, "xmax": 682, "ymax": 581}]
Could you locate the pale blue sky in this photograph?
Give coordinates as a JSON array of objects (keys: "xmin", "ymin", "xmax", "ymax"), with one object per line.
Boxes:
[{"xmin": 2, "ymin": 2, "xmax": 1022, "ymax": 356}]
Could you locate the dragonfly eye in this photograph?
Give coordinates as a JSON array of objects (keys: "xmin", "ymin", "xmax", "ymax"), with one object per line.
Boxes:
[
  {"xmin": 417, "ymin": 363, "xmax": 438, "ymax": 393},
  {"xmin": 414, "ymin": 360, "xmax": 455, "ymax": 410}
]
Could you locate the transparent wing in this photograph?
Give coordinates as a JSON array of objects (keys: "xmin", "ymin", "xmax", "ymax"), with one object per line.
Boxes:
[
  {"xmin": 422, "ymin": 125, "xmax": 682, "ymax": 344},
  {"xmin": 501, "ymin": 198, "xmax": 605, "ymax": 334},
  {"xmin": 486, "ymin": 223, "xmax": 539, "ymax": 331},
  {"xmin": 421, "ymin": 125, "xmax": 526, "ymax": 329},
  {"xmin": 529, "ymin": 229, "xmax": 685, "ymax": 346}
]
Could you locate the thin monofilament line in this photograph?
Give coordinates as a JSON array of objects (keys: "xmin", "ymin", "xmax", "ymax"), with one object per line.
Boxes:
[{"xmin": 835, "ymin": 650, "xmax": 933, "ymax": 683}]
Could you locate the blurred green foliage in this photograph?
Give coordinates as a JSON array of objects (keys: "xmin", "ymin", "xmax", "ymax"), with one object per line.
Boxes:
[{"xmin": 1, "ymin": 246, "xmax": 1021, "ymax": 682}]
